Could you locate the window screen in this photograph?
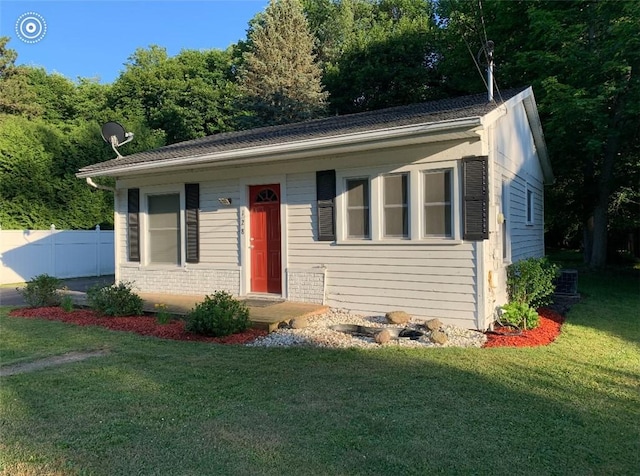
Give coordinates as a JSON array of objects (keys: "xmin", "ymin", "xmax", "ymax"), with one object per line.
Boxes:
[
  {"xmin": 383, "ymin": 174, "xmax": 408, "ymax": 238},
  {"xmin": 424, "ymin": 170, "xmax": 452, "ymax": 237},
  {"xmin": 148, "ymin": 194, "xmax": 181, "ymax": 264},
  {"xmin": 346, "ymin": 178, "xmax": 370, "ymax": 239}
]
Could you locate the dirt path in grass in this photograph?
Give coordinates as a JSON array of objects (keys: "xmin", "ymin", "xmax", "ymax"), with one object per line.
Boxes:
[{"xmin": 0, "ymin": 350, "xmax": 110, "ymax": 377}]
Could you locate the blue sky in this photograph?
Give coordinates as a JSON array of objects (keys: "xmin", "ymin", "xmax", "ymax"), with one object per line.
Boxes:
[{"xmin": 0, "ymin": 0, "xmax": 269, "ymax": 83}]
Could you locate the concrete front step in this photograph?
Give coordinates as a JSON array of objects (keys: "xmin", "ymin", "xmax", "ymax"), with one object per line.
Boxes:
[
  {"xmin": 65, "ymin": 290, "xmax": 327, "ymax": 332},
  {"xmin": 137, "ymin": 292, "xmax": 327, "ymax": 332}
]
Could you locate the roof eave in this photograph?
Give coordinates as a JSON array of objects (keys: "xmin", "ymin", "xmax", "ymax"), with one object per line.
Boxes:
[
  {"xmin": 522, "ymin": 88, "xmax": 554, "ymax": 185},
  {"xmin": 76, "ymin": 117, "xmax": 483, "ymax": 179}
]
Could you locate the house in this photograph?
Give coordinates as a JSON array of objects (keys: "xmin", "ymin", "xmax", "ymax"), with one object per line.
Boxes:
[{"xmin": 77, "ymin": 86, "xmax": 553, "ymax": 330}]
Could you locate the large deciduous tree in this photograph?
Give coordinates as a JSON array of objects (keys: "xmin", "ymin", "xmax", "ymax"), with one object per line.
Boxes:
[
  {"xmin": 303, "ymin": 0, "xmax": 444, "ymax": 114},
  {"xmin": 108, "ymin": 46, "xmax": 241, "ymax": 144},
  {"xmin": 438, "ymin": 0, "xmax": 640, "ymax": 267},
  {"xmin": 238, "ymin": 0, "xmax": 328, "ymax": 127}
]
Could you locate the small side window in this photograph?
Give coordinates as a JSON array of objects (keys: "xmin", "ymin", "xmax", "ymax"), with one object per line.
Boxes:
[{"xmin": 526, "ymin": 185, "xmax": 534, "ymax": 225}]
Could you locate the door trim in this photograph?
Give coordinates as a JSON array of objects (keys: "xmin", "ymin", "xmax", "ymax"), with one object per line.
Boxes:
[{"xmin": 239, "ymin": 175, "xmax": 288, "ymax": 298}]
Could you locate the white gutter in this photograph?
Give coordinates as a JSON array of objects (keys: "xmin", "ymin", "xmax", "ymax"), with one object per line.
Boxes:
[
  {"xmin": 77, "ymin": 117, "xmax": 482, "ymax": 178},
  {"xmin": 85, "ymin": 177, "xmax": 116, "ymax": 192}
]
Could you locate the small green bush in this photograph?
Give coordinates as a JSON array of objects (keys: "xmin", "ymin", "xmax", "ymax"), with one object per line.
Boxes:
[
  {"xmin": 500, "ymin": 302, "xmax": 540, "ymax": 329},
  {"xmin": 87, "ymin": 281, "xmax": 143, "ymax": 317},
  {"xmin": 18, "ymin": 274, "xmax": 62, "ymax": 307},
  {"xmin": 186, "ymin": 291, "xmax": 249, "ymax": 337},
  {"xmin": 507, "ymin": 257, "xmax": 560, "ymax": 308},
  {"xmin": 60, "ymin": 294, "xmax": 75, "ymax": 312}
]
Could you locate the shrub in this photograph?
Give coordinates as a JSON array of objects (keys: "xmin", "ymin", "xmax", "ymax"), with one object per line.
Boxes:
[
  {"xmin": 87, "ymin": 281, "xmax": 144, "ymax": 316},
  {"xmin": 17, "ymin": 274, "xmax": 62, "ymax": 307},
  {"xmin": 60, "ymin": 294, "xmax": 75, "ymax": 312},
  {"xmin": 186, "ymin": 291, "xmax": 249, "ymax": 337},
  {"xmin": 507, "ymin": 257, "xmax": 560, "ymax": 308},
  {"xmin": 500, "ymin": 302, "xmax": 540, "ymax": 330},
  {"xmin": 154, "ymin": 303, "xmax": 172, "ymax": 325}
]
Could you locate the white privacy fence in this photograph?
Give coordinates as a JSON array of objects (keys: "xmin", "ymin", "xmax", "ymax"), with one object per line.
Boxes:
[{"xmin": 0, "ymin": 225, "xmax": 115, "ymax": 284}]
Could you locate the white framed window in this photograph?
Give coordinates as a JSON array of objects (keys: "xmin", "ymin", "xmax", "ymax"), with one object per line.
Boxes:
[
  {"xmin": 345, "ymin": 177, "xmax": 370, "ymax": 239},
  {"xmin": 423, "ymin": 169, "xmax": 452, "ymax": 238},
  {"xmin": 147, "ymin": 193, "xmax": 181, "ymax": 265},
  {"xmin": 336, "ymin": 163, "xmax": 460, "ymax": 244},
  {"xmin": 526, "ymin": 184, "xmax": 534, "ymax": 225},
  {"xmin": 383, "ymin": 173, "xmax": 409, "ymax": 238},
  {"xmin": 138, "ymin": 184, "xmax": 187, "ymax": 267}
]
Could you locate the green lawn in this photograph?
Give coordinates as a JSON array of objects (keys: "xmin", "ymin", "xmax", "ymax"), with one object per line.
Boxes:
[{"xmin": 1, "ymin": 266, "xmax": 638, "ymax": 475}]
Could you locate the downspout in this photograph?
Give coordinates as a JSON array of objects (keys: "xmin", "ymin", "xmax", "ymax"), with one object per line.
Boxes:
[{"xmin": 86, "ymin": 177, "xmax": 116, "ymax": 192}]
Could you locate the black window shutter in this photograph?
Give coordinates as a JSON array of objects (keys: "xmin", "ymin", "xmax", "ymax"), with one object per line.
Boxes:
[
  {"xmin": 185, "ymin": 183, "xmax": 200, "ymax": 263},
  {"xmin": 127, "ymin": 188, "xmax": 140, "ymax": 262},
  {"xmin": 316, "ymin": 170, "xmax": 336, "ymax": 241},
  {"xmin": 462, "ymin": 156, "xmax": 489, "ymax": 240}
]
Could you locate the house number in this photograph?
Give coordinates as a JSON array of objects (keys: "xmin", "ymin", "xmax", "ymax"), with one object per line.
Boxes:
[{"xmin": 241, "ymin": 210, "xmax": 245, "ymax": 234}]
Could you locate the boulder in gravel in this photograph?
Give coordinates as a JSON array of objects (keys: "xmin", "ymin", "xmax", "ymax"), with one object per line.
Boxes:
[
  {"xmin": 290, "ymin": 317, "xmax": 309, "ymax": 329},
  {"xmin": 375, "ymin": 329, "xmax": 392, "ymax": 344},
  {"xmin": 386, "ymin": 311, "xmax": 411, "ymax": 324},
  {"xmin": 425, "ymin": 318, "xmax": 443, "ymax": 331},
  {"xmin": 430, "ymin": 330, "xmax": 448, "ymax": 345}
]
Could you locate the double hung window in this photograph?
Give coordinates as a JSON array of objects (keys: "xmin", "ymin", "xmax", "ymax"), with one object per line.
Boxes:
[
  {"xmin": 383, "ymin": 174, "xmax": 409, "ymax": 238},
  {"xmin": 423, "ymin": 170, "xmax": 452, "ymax": 238},
  {"xmin": 147, "ymin": 194, "xmax": 181, "ymax": 265},
  {"xmin": 346, "ymin": 178, "xmax": 370, "ymax": 239}
]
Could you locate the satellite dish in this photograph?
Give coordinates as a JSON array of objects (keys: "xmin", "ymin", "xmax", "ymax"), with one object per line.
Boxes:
[
  {"xmin": 101, "ymin": 121, "xmax": 127, "ymax": 146},
  {"xmin": 101, "ymin": 121, "xmax": 134, "ymax": 158}
]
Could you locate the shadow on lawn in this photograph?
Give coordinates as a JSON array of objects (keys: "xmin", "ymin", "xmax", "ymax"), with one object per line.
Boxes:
[{"xmin": 2, "ymin": 340, "xmax": 638, "ymax": 475}]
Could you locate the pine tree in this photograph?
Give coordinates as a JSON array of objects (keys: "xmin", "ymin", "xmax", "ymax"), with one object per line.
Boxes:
[{"xmin": 239, "ymin": 0, "xmax": 328, "ymax": 127}]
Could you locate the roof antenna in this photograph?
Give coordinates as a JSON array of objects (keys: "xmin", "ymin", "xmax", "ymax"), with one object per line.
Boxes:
[
  {"xmin": 101, "ymin": 121, "xmax": 134, "ymax": 159},
  {"xmin": 477, "ymin": 40, "xmax": 495, "ymax": 102}
]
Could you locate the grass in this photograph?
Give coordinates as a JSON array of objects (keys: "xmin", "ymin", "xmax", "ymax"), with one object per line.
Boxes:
[{"xmin": 1, "ymin": 264, "xmax": 638, "ymax": 475}]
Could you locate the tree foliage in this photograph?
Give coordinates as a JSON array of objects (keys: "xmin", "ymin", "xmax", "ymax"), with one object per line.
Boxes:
[
  {"xmin": 437, "ymin": 0, "xmax": 640, "ymax": 267},
  {"xmin": 0, "ymin": 1, "xmax": 637, "ymax": 268},
  {"xmin": 238, "ymin": 0, "xmax": 328, "ymax": 127},
  {"xmin": 108, "ymin": 46, "xmax": 241, "ymax": 144},
  {"xmin": 304, "ymin": 0, "xmax": 444, "ymax": 114}
]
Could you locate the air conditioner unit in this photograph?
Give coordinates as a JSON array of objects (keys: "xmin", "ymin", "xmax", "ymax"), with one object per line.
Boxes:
[{"xmin": 554, "ymin": 269, "xmax": 578, "ymax": 296}]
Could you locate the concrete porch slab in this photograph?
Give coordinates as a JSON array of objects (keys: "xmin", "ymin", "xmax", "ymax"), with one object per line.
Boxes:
[{"xmin": 137, "ymin": 293, "xmax": 328, "ymax": 332}]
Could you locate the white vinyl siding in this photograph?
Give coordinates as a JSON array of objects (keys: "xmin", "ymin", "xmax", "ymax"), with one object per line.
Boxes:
[
  {"xmin": 199, "ymin": 180, "xmax": 240, "ymax": 266},
  {"xmin": 501, "ymin": 179, "xmax": 511, "ymax": 263},
  {"xmin": 287, "ymin": 172, "xmax": 478, "ymax": 326}
]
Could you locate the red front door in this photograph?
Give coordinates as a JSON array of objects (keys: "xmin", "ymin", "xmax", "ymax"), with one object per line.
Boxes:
[{"xmin": 249, "ymin": 185, "xmax": 281, "ymax": 293}]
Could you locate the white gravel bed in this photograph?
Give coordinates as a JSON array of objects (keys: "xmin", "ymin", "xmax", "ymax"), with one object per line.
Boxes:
[{"xmin": 247, "ymin": 309, "xmax": 487, "ymax": 349}]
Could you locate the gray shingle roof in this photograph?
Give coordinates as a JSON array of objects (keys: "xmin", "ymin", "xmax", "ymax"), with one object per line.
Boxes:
[{"xmin": 79, "ymin": 87, "xmax": 527, "ymax": 176}]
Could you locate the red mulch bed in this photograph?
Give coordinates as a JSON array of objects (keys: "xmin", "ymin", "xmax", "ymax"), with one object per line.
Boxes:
[
  {"xmin": 8, "ymin": 306, "xmax": 565, "ymax": 348},
  {"xmin": 7, "ymin": 307, "xmax": 267, "ymax": 345},
  {"xmin": 483, "ymin": 308, "xmax": 565, "ymax": 348}
]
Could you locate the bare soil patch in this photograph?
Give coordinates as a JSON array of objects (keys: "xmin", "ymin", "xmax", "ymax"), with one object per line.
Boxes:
[{"xmin": 0, "ymin": 350, "xmax": 110, "ymax": 377}]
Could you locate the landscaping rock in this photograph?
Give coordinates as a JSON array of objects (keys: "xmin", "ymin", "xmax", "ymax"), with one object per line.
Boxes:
[
  {"xmin": 375, "ymin": 329, "xmax": 392, "ymax": 344},
  {"xmin": 430, "ymin": 330, "xmax": 448, "ymax": 345},
  {"xmin": 425, "ymin": 318, "xmax": 443, "ymax": 331},
  {"xmin": 386, "ymin": 311, "xmax": 411, "ymax": 324},
  {"xmin": 290, "ymin": 317, "xmax": 309, "ymax": 329}
]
